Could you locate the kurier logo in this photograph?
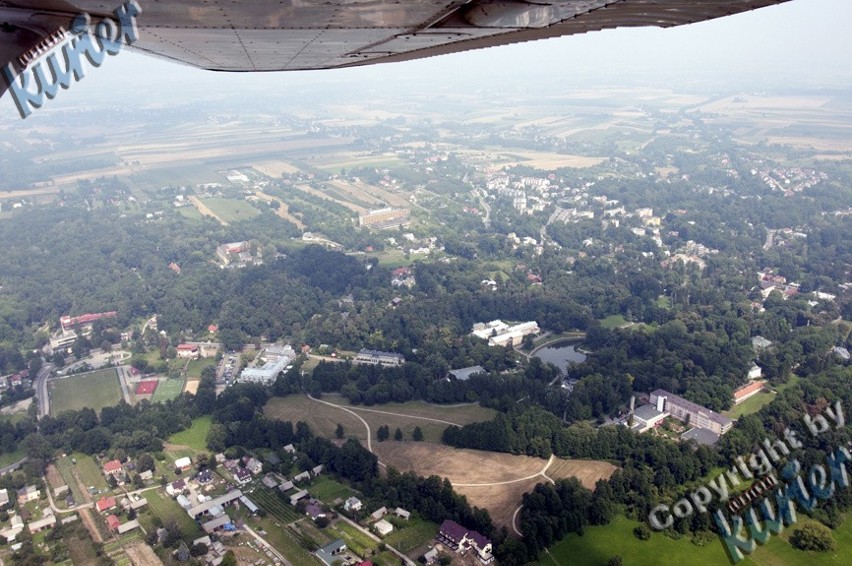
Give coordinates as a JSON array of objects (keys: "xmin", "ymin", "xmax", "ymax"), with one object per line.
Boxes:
[{"xmin": 2, "ymin": 0, "xmax": 142, "ymax": 119}]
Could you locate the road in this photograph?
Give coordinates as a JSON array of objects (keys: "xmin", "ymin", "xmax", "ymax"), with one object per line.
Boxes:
[
  {"xmin": 243, "ymin": 523, "xmax": 291, "ymax": 565},
  {"xmin": 34, "ymin": 363, "xmax": 55, "ymax": 418}
]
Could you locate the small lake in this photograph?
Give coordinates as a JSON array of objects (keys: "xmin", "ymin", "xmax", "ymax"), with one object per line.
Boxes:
[{"xmin": 533, "ymin": 340, "xmax": 587, "ymax": 375}]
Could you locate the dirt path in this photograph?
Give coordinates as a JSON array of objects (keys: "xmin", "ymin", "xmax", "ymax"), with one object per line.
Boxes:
[
  {"xmin": 71, "ymin": 468, "xmax": 93, "ymax": 504},
  {"xmin": 308, "ymin": 394, "xmax": 375, "ymax": 457},
  {"xmin": 189, "ymin": 195, "xmax": 228, "ymax": 225},
  {"xmin": 454, "ymin": 454, "xmax": 555, "ymax": 487},
  {"xmin": 79, "ymin": 508, "xmax": 103, "ymax": 543},
  {"xmin": 328, "ymin": 403, "xmax": 462, "ymax": 427}
]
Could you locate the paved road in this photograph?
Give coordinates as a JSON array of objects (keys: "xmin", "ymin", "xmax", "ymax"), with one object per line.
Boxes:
[{"xmin": 34, "ymin": 363, "xmax": 55, "ymax": 418}]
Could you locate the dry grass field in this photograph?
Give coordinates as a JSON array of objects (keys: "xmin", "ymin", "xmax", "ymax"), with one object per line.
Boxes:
[
  {"xmin": 371, "ymin": 443, "xmax": 617, "ymax": 530},
  {"xmin": 265, "ymin": 395, "xmax": 368, "ymax": 442},
  {"xmin": 293, "ymin": 183, "xmax": 368, "ymax": 213},
  {"xmin": 252, "ymin": 159, "xmax": 301, "ymax": 177},
  {"xmin": 183, "ymin": 379, "xmax": 200, "ymax": 395},
  {"xmin": 254, "ymin": 190, "xmax": 307, "ymax": 229},
  {"xmin": 189, "ymin": 195, "xmax": 227, "ymax": 225},
  {"xmin": 545, "ymin": 458, "xmax": 618, "ymax": 490}
]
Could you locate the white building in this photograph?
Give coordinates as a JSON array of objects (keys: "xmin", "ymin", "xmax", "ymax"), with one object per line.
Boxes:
[
  {"xmin": 239, "ymin": 347, "xmax": 292, "ymax": 384},
  {"xmin": 471, "ymin": 320, "xmax": 539, "ymax": 347}
]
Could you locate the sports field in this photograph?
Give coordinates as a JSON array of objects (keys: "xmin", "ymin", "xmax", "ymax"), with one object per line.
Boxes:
[
  {"xmin": 151, "ymin": 378, "xmax": 185, "ymax": 403},
  {"xmin": 135, "ymin": 380, "xmax": 159, "ymax": 395},
  {"xmin": 48, "ymin": 369, "xmax": 122, "ymax": 416}
]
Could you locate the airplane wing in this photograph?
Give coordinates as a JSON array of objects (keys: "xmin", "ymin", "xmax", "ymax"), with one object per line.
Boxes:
[{"xmin": 1, "ymin": 0, "xmax": 791, "ymax": 95}]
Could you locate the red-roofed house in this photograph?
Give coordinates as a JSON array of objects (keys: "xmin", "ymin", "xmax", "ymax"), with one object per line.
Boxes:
[
  {"xmin": 96, "ymin": 496, "xmax": 116, "ymax": 513},
  {"xmin": 176, "ymin": 344, "xmax": 199, "ymax": 359},
  {"xmin": 103, "ymin": 460, "xmax": 122, "ymax": 476},
  {"xmin": 106, "ymin": 514, "xmax": 121, "ymax": 532}
]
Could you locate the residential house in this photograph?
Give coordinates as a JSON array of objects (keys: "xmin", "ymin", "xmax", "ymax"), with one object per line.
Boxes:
[
  {"xmin": 139, "ymin": 470, "xmax": 153, "ymax": 481},
  {"xmin": 395, "ymin": 508, "xmax": 411, "ymax": 520},
  {"xmin": 278, "ymin": 480, "xmax": 294, "ymax": 492},
  {"xmin": 174, "ymin": 456, "xmax": 192, "ymax": 470},
  {"xmin": 96, "ymin": 496, "xmax": 116, "ymax": 513},
  {"xmin": 233, "ymin": 467, "xmax": 252, "ymax": 485},
  {"xmin": 166, "ymin": 479, "xmax": 186, "ymax": 496},
  {"xmin": 315, "ymin": 540, "xmax": 347, "ymax": 566},
  {"xmin": 262, "ymin": 473, "xmax": 279, "ymax": 488},
  {"xmin": 312, "ymin": 464, "xmax": 324, "ymax": 477},
  {"xmin": 283, "ymin": 444, "xmax": 296, "ymax": 454},
  {"xmin": 176, "ymin": 344, "xmax": 200, "ymax": 359},
  {"xmin": 117, "ymin": 520, "xmax": 140, "ymax": 534},
  {"xmin": 438, "ymin": 519, "xmax": 493, "ymax": 564},
  {"xmin": 306, "ymin": 500, "xmax": 325, "ymax": 521},
  {"xmin": 17, "ymin": 486, "xmax": 39, "ymax": 505},
  {"xmin": 344, "ymin": 497, "xmax": 362, "ymax": 512},
  {"xmin": 0, "ymin": 488, "xmax": 9, "ymax": 507},
  {"xmin": 374, "ymin": 519, "xmax": 393, "ymax": 536},
  {"xmin": 196, "ymin": 470, "xmax": 213, "ymax": 485},
  {"xmin": 28, "ymin": 513, "xmax": 56, "ymax": 534},
  {"xmin": 290, "ymin": 490, "xmax": 309, "ymax": 506},
  {"xmin": 102, "ymin": 460, "xmax": 122, "ymax": 476},
  {"xmin": 242, "ymin": 457, "xmax": 263, "ymax": 475},
  {"xmin": 293, "ymin": 471, "xmax": 311, "ymax": 482},
  {"xmin": 107, "ymin": 515, "xmax": 121, "ymax": 532},
  {"xmin": 370, "ymin": 506, "xmax": 387, "ymax": 521}
]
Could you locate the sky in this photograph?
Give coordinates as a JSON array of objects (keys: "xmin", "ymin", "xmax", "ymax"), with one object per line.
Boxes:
[{"xmin": 1, "ymin": 0, "xmax": 850, "ymax": 119}]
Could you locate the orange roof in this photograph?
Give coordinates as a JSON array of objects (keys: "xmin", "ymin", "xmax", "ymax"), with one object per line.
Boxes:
[
  {"xmin": 107, "ymin": 514, "xmax": 121, "ymax": 530},
  {"xmin": 103, "ymin": 460, "xmax": 122, "ymax": 473},
  {"xmin": 96, "ymin": 496, "xmax": 116, "ymax": 512},
  {"xmin": 734, "ymin": 380, "xmax": 765, "ymax": 401}
]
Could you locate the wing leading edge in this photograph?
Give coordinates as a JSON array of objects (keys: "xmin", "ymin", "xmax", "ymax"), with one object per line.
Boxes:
[{"xmin": 0, "ymin": 0, "xmax": 792, "ymax": 100}]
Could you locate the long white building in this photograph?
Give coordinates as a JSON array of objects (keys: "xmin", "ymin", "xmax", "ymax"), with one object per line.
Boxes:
[
  {"xmin": 239, "ymin": 345, "xmax": 294, "ymax": 384},
  {"xmin": 471, "ymin": 320, "xmax": 539, "ymax": 347}
]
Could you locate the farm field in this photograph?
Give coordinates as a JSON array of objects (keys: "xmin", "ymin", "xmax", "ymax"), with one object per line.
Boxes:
[
  {"xmin": 48, "ymin": 369, "xmax": 122, "ymax": 416},
  {"xmin": 200, "ymin": 197, "xmax": 260, "ymax": 223},
  {"xmin": 167, "ymin": 415, "xmax": 212, "ymax": 451},
  {"xmin": 151, "ymin": 378, "xmax": 185, "ymax": 403}
]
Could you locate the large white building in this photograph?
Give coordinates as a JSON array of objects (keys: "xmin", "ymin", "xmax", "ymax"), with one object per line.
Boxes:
[
  {"xmin": 239, "ymin": 345, "xmax": 294, "ymax": 384},
  {"xmin": 471, "ymin": 320, "xmax": 539, "ymax": 347}
]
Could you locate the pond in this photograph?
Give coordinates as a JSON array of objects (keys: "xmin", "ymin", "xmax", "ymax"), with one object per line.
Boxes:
[{"xmin": 533, "ymin": 340, "xmax": 587, "ymax": 375}]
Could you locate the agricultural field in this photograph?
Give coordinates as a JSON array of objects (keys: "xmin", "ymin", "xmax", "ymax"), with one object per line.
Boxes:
[
  {"xmin": 48, "ymin": 369, "xmax": 122, "ymax": 416},
  {"xmin": 167, "ymin": 415, "xmax": 212, "ymax": 451},
  {"xmin": 151, "ymin": 377, "xmax": 185, "ymax": 403},
  {"xmin": 199, "ymin": 197, "xmax": 261, "ymax": 223},
  {"xmin": 251, "ymin": 486, "xmax": 304, "ymax": 524}
]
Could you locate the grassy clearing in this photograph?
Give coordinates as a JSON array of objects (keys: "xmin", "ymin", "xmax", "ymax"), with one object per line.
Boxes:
[
  {"xmin": 200, "ymin": 197, "xmax": 260, "ymax": 223},
  {"xmin": 145, "ymin": 489, "xmax": 203, "ymax": 539},
  {"xmin": 265, "ymin": 395, "xmax": 368, "ymax": 442},
  {"xmin": 49, "ymin": 369, "xmax": 122, "ymax": 415},
  {"xmin": 167, "ymin": 415, "xmax": 211, "ymax": 451},
  {"xmin": 548, "ymin": 512, "xmax": 852, "ymax": 566},
  {"xmin": 246, "ymin": 514, "xmax": 317, "ymax": 563},
  {"xmin": 151, "ymin": 377, "xmax": 185, "ymax": 403},
  {"xmin": 725, "ymin": 391, "xmax": 776, "ymax": 419},
  {"xmin": 383, "ymin": 519, "xmax": 439, "ymax": 554},
  {"xmin": 185, "ymin": 358, "xmax": 216, "ymax": 379},
  {"xmin": 599, "ymin": 315, "xmax": 630, "ymax": 329},
  {"xmin": 309, "ymin": 476, "xmax": 352, "ymax": 504},
  {"xmin": 362, "ymin": 249, "xmax": 414, "ymax": 268},
  {"xmin": 0, "ymin": 448, "xmax": 23, "ymax": 467}
]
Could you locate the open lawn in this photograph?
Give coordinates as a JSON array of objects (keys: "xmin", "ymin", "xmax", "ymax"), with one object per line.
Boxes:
[
  {"xmin": 383, "ymin": 519, "xmax": 439, "ymax": 554},
  {"xmin": 151, "ymin": 378, "xmax": 185, "ymax": 403},
  {"xmin": 546, "ymin": 512, "xmax": 852, "ymax": 566},
  {"xmin": 599, "ymin": 314, "xmax": 630, "ymax": 329},
  {"xmin": 185, "ymin": 358, "xmax": 216, "ymax": 379},
  {"xmin": 244, "ymin": 514, "xmax": 317, "ymax": 564},
  {"xmin": 49, "ymin": 369, "xmax": 122, "ymax": 415},
  {"xmin": 265, "ymin": 394, "xmax": 498, "ymax": 444},
  {"xmin": 145, "ymin": 489, "xmax": 203, "ymax": 539},
  {"xmin": 0, "ymin": 448, "xmax": 23, "ymax": 468},
  {"xmin": 725, "ymin": 391, "xmax": 776, "ymax": 419},
  {"xmin": 309, "ymin": 476, "xmax": 353, "ymax": 504},
  {"xmin": 167, "ymin": 415, "xmax": 211, "ymax": 451},
  {"xmin": 200, "ymin": 197, "xmax": 260, "ymax": 223},
  {"xmin": 265, "ymin": 395, "xmax": 368, "ymax": 442},
  {"xmin": 327, "ymin": 520, "xmax": 378, "ymax": 558}
]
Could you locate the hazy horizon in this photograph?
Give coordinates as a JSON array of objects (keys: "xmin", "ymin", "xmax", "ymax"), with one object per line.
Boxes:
[{"xmin": 1, "ymin": 0, "xmax": 850, "ymax": 120}]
